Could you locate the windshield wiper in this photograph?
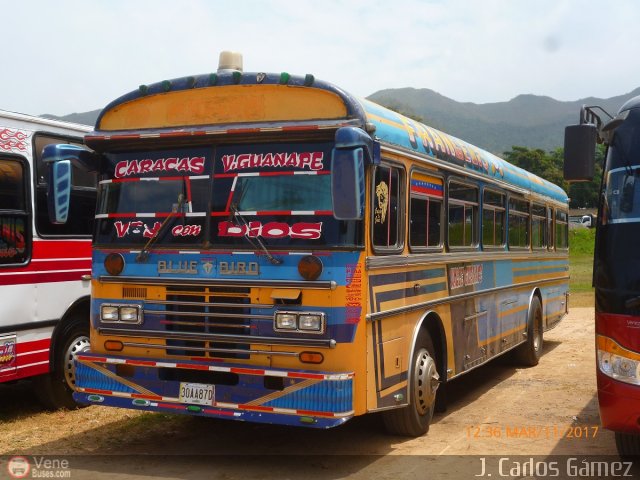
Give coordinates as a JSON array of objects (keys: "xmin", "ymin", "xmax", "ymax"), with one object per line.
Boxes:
[
  {"xmin": 230, "ymin": 203, "xmax": 282, "ymax": 265},
  {"xmin": 136, "ymin": 194, "xmax": 185, "ymax": 262}
]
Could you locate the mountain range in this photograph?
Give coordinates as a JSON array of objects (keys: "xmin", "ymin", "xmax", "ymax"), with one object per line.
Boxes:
[{"xmin": 44, "ymin": 87, "xmax": 640, "ymax": 155}]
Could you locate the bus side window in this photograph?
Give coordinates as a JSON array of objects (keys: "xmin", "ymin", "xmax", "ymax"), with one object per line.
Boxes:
[
  {"xmin": 373, "ymin": 164, "xmax": 403, "ymax": 252},
  {"xmin": 555, "ymin": 210, "xmax": 569, "ymax": 249},
  {"xmin": 409, "ymin": 170, "xmax": 443, "ymax": 250},
  {"xmin": 482, "ymin": 189, "xmax": 506, "ymax": 248},
  {"xmin": 531, "ymin": 204, "xmax": 547, "ymax": 249},
  {"xmin": 547, "ymin": 207, "xmax": 555, "ymax": 250},
  {"xmin": 0, "ymin": 157, "xmax": 29, "ymax": 265},
  {"xmin": 448, "ymin": 180, "xmax": 478, "ymax": 248},
  {"xmin": 508, "ymin": 197, "xmax": 530, "ymax": 249}
]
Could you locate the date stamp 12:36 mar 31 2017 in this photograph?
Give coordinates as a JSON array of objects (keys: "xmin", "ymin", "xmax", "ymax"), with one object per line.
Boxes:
[{"xmin": 466, "ymin": 424, "xmax": 600, "ymax": 440}]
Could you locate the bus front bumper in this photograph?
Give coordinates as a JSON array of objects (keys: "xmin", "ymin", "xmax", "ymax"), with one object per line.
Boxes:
[
  {"xmin": 597, "ymin": 370, "xmax": 640, "ymax": 434},
  {"xmin": 73, "ymin": 352, "xmax": 355, "ymax": 429}
]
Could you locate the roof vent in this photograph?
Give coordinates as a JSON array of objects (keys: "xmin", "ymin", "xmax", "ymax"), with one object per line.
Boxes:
[{"xmin": 218, "ymin": 51, "xmax": 243, "ymax": 73}]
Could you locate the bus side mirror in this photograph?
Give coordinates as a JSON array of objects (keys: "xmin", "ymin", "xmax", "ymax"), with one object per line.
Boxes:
[
  {"xmin": 563, "ymin": 124, "xmax": 596, "ymax": 182},
  {"xmin": 42, "ymin": 144, "xmax": 95, "ymax": 224},
  {"xmin": 331, "ymin": 147, "xmax": 365, "ymax": 220},
  {"xmin": 330, "ymin": 126, "xmax": 379, "ymax": 221},
  {"xmin": 48, "ymin": 160, "xmax": 72, "ymax": 224}
]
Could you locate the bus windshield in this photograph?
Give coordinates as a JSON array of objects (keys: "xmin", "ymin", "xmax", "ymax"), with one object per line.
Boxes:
[
  {"xmin": 231, "ymin": 175, "xmax": 332, "ymax": 212},
  {"xmin": 604, "ymin": 166, "xmax": 640, "ymax": 224},
  {"xmin": 94, "ymin": 143, "xmax": 362, "ymax": 249},
  {"xmin": 603, "ymin": 116, "xmax": 640, "ymax": 225}
]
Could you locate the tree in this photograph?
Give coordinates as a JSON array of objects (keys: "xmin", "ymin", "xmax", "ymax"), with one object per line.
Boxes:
[{"xmin": 502, "ymin": 145, "xmax": 603, "ymax": 209}]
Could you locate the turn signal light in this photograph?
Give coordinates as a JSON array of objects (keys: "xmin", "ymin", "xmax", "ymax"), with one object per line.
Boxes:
[
  {"xmin": 298, "ymin": 255, "xmax": 323, "ymax": 281},
  {"xmin": 299, "ymin": 351, "xmax": 324, "ymax": 364},
  {"xmin": 104, "ymin": 340, "xmax": 124, "ymax": 352},
  {"xmin": 105, "ymin": 253, "xmax": 125, "ymax": 275}
]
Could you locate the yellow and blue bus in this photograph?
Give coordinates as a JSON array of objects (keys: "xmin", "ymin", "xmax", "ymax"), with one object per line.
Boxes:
[{"xmin": 45, "ymin": 52, "xmax": 569, "ymax": 435}]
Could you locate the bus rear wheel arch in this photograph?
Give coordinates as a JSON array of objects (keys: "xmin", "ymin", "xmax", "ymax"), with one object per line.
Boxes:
[
  {"xmin": 514, "ymin": 294, "xmax": 543, "ymax": 367},
  {"xmin": 382, "ymin": 330, "xmax": 440, "ymax": 436}
]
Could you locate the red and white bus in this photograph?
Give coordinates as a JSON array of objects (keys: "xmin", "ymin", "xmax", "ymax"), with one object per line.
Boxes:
[
  {"xmin": 0, "ymin": 110, "xmax": 94, "ymax": 408},
  {"xmin": 565, "ymin": 96, "xmax": 640, "ymax": 456}
]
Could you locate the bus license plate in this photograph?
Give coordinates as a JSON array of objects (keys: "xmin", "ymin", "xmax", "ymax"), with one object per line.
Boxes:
[{"xmin": 179, "ymin": 382, "xmax": 215, "ymax": 406}]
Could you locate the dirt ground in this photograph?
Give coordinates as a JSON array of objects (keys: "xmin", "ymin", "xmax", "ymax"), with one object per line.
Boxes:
[{"xmin": 0, "ymin": 307, "xmax": 629, "ymax": 479}]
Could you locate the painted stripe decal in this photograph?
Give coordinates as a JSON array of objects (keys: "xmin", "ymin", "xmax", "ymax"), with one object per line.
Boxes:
[{"xmin": 76, "ymin": 355, "xmax": 353, "ymax": 381}]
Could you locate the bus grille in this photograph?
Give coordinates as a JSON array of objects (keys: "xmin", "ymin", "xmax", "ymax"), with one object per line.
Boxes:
[{"xmin": 144, "ymin": 286, "xmax": 271, "ymax": 359}]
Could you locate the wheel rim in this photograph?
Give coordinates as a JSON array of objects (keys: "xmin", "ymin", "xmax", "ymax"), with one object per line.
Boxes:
[
  {"xmin": 64, "ymin": 335, "xmax": 90, "ymax": 389},
  {"xmin": 532, "ymin": 309, "xmax": 543, "ymax": 353},
  {"xmin": 413, "ymin": 348, "xmax": 440, "ymax": 415}
]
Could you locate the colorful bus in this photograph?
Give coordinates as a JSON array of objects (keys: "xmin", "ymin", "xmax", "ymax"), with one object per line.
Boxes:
[
  {"xmin": 564, "ymin": 96, "xmax": 640, "ymax": 456},
  {"xmin": 0, "ymin": 110, "xmax": 94, "ymax": 409},
  {"xmin": 46, "ymin": 52, "xmax": 569, "ymax": 435}
]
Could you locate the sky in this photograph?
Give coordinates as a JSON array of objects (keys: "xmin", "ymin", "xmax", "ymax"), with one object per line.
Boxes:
[{"xmin": 4, "ymin": 0, "xmax": 640, "ymax": 117}]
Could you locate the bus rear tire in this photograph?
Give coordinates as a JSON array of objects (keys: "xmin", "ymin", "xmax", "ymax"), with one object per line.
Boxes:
[
  {"xmin": 382, "ymin": 331, "xmax": 439, "ymax": 437},
  {"xmin": 514, "ymin": 296, "xmax": 543, "ymax": 367},
  {"xmin": 616, "ymin": 432, "xmax": 640, "ymax": 458},
  {"xmin": 34, "ymin": 318, "xmax": 90, "ymax": 410}
]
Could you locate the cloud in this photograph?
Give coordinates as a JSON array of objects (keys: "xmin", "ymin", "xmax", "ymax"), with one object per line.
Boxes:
[{"xmin": 3, "ymin": 0, "xmax": 640, "ymax": 116}]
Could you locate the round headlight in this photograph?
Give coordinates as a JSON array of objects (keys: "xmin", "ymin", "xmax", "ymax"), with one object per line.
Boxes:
[
  {"xmin": 105, "ymin": 253, "xmax": 125, "ymax": 276},
  {"xmin": 298, "ymin": 255, "xmax": 323, "ymax": 281}
]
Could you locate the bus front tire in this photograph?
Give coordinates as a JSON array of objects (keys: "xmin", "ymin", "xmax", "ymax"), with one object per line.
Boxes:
[
  {"xmin": 616, "ymin": 432, "xmax": 640, "ymax": 458},
  {"xmin": 382, "ymin": 331, "xmax": 440, "ymax": 437},
  {"xmin": 514, "ymin": 296, "xmax": 543, "ymax": 367},
  {"xmin": 34, "ymin": 319, "xmax": 90, "ymax": 410}
]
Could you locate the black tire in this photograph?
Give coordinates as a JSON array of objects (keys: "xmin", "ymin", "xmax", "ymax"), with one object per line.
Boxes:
[
  {"xmin": 616, "ymin": 432, "xmax": 640, "ymax": 458},
  {"xmin": 33, "ymin": 319, "xmax": 90, "ymax": 410},
  {"xmin": 382, "ymin": 330, "xmax": 440, "ymax": 436},
  {"xmin": 514, "ymin": 296, "xmax": 543, "ymax": 367}
]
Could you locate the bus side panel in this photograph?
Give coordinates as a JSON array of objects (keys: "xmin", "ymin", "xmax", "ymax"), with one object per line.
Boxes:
[
  {"xmin": 365, "ymin": 264, "xmax": 449, "ymax": 410},
  {"xmin": 365, "ymin": 256, "xmax": 568, "ymax": 411},
  {"xmin": 0, "ymin": 239, "xmax": 90, "ymax": 382}
]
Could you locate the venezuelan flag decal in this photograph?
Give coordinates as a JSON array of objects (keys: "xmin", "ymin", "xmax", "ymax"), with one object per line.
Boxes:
[{"xmin": 410, "ymin": 173, "xmax": 443, "ymax": 198}]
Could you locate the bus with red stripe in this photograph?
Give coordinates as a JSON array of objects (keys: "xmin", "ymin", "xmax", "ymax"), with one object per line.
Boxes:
[
  {"xmin": 0, "ymin": 110, "xmax": 94, "ymax": 409},
  {"xmin": 565, "ymin": 97, "xmax": 640, "ymax": 457},
  {"xmin": 45, "ymin": 52, "xmax": 568, "ymax": 434}
]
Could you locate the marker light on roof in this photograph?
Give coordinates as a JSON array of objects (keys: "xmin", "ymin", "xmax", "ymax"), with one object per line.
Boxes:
[
  {"xmin": 279, "ymin": 72, "xmax": 290, "ymax": 85},
  {"xmin": 304, "ymin": 74, "xmax": 315, "ymax": 87}
]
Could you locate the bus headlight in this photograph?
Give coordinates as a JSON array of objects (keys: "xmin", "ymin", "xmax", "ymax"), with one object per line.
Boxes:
[
  {"xmin": 275, "ymin": 312, "xmax": 297, "ymax": 330},
  {"xmin": 274, "ymin": 311, "xmax": 325, "ymax": 334},
  {"xmin": 597, "ymin": 349, "xmax": 640, "ymax": 385},
  {"xmin": 119, "ymin": 306, "xmax": 141, "ymax": 323},
  {"xmin": 101, "ymin": 305, "xmax": 119, "ymax": 322},
  {"xmin": 299, "ymin": 313, "xmax": 323, "ymax": 332},
  {"xmin": 101, "ymin": 304, "xmax": 143, "ymax": 324}
]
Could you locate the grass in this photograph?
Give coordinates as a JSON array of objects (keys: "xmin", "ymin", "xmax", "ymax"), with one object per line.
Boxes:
[{"xmin": 569, "ymin": 227, "xmax": 595, "ymax": 307}]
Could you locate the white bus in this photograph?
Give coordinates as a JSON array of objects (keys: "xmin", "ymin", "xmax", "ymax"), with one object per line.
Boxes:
[{"xmin": 0, "ymin": 110, "xmax": 94, "ymax": 408}]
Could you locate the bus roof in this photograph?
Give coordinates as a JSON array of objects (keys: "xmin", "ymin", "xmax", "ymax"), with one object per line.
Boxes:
[
  {"xmin": 0, "ymin": 109, "xmax": 91, "ymax": 133},
  {"xmin": 91, "ymin": 70, "xmax": 568, "ymax": 205}
]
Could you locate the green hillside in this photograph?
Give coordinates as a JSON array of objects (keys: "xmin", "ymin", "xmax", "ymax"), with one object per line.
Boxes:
[{"xmin": 367, "ymin": 87, "xmax": 640, "ymax": 154}]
